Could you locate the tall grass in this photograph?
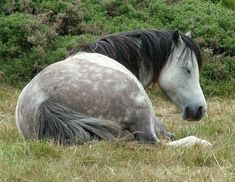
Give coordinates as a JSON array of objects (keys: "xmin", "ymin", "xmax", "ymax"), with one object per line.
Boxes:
[{"xmin": 0, "ymin": 85, "xmax": 234, "ymax": 181}]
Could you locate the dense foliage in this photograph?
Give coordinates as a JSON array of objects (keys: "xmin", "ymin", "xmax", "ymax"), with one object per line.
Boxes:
[{"xmin": 0, "ymin": 0, "xmax": 234, "ymax": 97}]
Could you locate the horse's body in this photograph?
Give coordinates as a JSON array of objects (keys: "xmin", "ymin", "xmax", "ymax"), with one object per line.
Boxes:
[
  {"xmin": 16, "ymin": 53, "xmax": 174, "ymax": 144},
  {"xmin": 16, "ymin": 30, "xmax": 207, "ymax": 144}
]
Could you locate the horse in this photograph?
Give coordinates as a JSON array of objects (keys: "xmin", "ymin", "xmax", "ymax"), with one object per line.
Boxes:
[
  {"xmin": 81, "ymin": 29, "xmax": 207, "ymax": 121},
  {"xmin": 15, "ymin": 30, "xmax": 206, "ymax": 144}
]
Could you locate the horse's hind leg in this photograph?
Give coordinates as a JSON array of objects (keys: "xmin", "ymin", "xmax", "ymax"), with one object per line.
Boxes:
[
  {"xmin": 153, "ymin": 116, "xmax": 176, "ymax": 141},
  {"xmin": 130, "ymin": 115, "xmax": 161, "ymax": 144},
  {"xmin": 134, "ymin": 129, "xmax": 161, "ymax": 144}
]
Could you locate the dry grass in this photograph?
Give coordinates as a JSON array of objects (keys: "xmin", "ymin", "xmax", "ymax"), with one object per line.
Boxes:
[{"xmin": 0, "ymin": 84, "xmax": 234, "ymax": 181}]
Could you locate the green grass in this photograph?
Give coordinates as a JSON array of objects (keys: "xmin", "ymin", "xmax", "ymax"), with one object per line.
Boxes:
[{"xmin": 0, "ymin": 84, "xmax": 234, "ymax": 181}]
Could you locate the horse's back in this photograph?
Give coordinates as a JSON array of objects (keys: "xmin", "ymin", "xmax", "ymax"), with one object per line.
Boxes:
[{"xmin": 35, "ymin": 53, "xmax": 151, "ymax": 115}]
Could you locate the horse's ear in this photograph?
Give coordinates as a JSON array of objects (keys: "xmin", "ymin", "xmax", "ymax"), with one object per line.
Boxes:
[
  {"xmin": 186, "ymin": 31, "xmax": 192, "ymax": 37},
  {"xmin": 172, "ymin": 29, "xmax": 183, "ymax": 45}
]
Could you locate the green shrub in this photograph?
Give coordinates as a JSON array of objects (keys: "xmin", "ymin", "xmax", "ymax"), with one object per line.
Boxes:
[
  {"xmin": 0, "ymin": 0, "xmax": 234, "ymax": 97},
  {"xmin": 157, "ymin": 0, "xmax": 235, "ymax": 56},
  {"xmin": 0, "ymin": 0, "xmax": 75, "ymax": 15},
  {"xmin": 0, "ymin": 1, "xmax": 87, "ymax": 84},
  {"xmin": 221, "ymin": 0, "xmax": 235, "ymax": 10},
  {"xmin": 201, "ymin": 56, "xmax": 235, "ymax": 97},
  {"xmin": 82, "ymin": 0, "xmax": 235, "ymax": 56}
]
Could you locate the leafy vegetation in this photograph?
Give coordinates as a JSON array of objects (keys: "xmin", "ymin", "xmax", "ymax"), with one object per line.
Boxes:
[
  {"xmin": 0, "ymin": 0, "xmax": 234, "ymax": 97},
  {"xmin": 207, "ymin": 0, "xmax": 235, "ymax": 11}
]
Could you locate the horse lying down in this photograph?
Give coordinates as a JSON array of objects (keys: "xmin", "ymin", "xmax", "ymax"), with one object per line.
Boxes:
[
  {"xmin": 15, "ymin": 30, "xmax": 207, "ymax": 145},
  {"xmin": 15, "ymin": 52, "xmax": 209, "ymax": 146}
]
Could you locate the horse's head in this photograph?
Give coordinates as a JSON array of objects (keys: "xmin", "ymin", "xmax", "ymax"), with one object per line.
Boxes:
[{"xmin": 158, "ymin": 30, "xmax": 207, "ymax": 121}]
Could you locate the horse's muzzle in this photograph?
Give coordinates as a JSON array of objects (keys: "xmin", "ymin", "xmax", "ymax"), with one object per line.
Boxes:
[{"xmin": 183, "ymin": 105, "xmax": 206, "ymax": 121}]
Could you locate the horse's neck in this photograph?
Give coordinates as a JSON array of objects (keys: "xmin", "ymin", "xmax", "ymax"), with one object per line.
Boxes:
[
  {"xmin": 125, "ymin": 35, "xmax": 154, "ymax": 88},
  {"xmin": 87, "ymin": 34, "xmax": 155, "ymax": 88},
  {"xmin": 137, "ymin": 60, "xmax": 153, "ymax": 88}
]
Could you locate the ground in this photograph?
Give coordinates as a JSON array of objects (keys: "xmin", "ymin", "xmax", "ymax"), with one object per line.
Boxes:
[{"xmin": 0, "ymin": 84, "xmax": 234, "ymax": 181}]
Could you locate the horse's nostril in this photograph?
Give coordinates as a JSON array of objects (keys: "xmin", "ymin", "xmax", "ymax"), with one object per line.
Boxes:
[
  {"xmin": 185, "ymin": 106, "xmax": 190, "ymax": 113},
  {"xmin": 198, "ymin": 106, "xmax": 203, "ymax": 114},
  {"xmin": 185, "ymin": 106, "xmax": 191, "ymax": 118}
]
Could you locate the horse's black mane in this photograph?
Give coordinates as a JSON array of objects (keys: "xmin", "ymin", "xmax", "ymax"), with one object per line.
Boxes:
[{"xmin": 79, "ymin": 30, "xmax": 202, "ymax": 84}]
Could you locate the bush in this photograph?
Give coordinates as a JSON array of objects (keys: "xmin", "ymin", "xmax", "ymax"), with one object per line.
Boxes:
[
  {"xmin": 0, "ymin": 13, "xmax": 56, "ymax": 82},
  {"xmin": 201, "ymin": 55, "xmax": 235, "ymax": 97},
  {"xmin": 0, "ymin": 0, "xmax": 234, "ymax": 97},
  {"xmin": 0, "ymin": 1, "xmax": 88, "ymax": 83},
  {"xmin": 221, "ymin": 0, "xmax": 235, "ymax": 10},
  {"xmin": 166, "ymin": 0, "xmax": 235, "ymax": 56}
]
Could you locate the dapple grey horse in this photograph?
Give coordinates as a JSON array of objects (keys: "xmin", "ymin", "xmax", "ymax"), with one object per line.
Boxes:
[{"xmin": 16, "ymin": 30, "xmax": 206, "ymax": 144}]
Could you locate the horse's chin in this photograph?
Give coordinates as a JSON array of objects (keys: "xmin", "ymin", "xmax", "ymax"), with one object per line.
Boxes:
[{"xmin": 182, "ymin": 113, "xmax": 202, "ymax": 122}]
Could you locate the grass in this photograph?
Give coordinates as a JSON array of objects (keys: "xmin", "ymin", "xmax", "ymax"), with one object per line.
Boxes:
[{"xmin": 0, "ymin": 84, "xmax": 234, "ymax": 181}]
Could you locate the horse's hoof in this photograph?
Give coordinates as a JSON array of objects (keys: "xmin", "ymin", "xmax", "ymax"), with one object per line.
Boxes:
[{"xmin": 165, "ymin": 132, "xmax": 176, "ymax": 141}]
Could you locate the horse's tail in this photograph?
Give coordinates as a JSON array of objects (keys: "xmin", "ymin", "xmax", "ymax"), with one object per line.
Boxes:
[{"xmin": 36, "ymin": 100, "xmax": 121, "ymax": 144}]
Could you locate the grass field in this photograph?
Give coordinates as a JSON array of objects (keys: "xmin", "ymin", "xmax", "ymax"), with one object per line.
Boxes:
[{"xmin": 0, "ymin": 84, "xmax": 234, "ymax": 181}]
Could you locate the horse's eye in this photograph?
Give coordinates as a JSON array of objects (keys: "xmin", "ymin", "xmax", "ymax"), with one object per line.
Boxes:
[{"xmin": 184, "ymin": 67, "xmax": 191, "ymax": 74}]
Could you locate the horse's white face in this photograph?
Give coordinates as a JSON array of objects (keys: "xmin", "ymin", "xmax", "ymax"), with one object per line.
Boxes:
[{"xmin": 158, "ymin": 32, "xmax": 207, "ymax": 121}]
